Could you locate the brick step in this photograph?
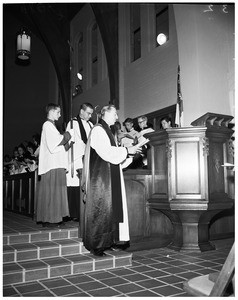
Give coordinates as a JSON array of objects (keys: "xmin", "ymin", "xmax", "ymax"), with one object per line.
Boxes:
[
  {"xmin": 3, "ymin": 238, "xmax": 89, "ymax": 263},
  {"xmin": 3, "ymin": 250, "xmax": 132, "ymax": 286},
  {"xmin": 3, "ymin": 227, "xmax": 78, "ymax": 245},
  {"xmin": 3, "ymin": 226, "xmax": 132, "ymax": 286}
]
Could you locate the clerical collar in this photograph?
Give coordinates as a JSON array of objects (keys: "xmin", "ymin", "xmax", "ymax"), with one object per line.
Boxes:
[
  {"xmin": 99, "ymin": 118, "xmax": 110, "ymax": 128},
  {"xmin": 77, "ymin": 115, "xmax": 86, "ymax": 122},
  {"xmin": 47, "ymin": 118, "xmax": 55, "ymax": 124},
  {"xmin": 79, "ymin": 116, "xmax": 91, "ymax": 124}
]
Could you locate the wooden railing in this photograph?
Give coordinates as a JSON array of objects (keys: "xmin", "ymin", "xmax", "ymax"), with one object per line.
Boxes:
[{"xmin": 3, "ymin": 171, "xmax": 38, "ymax": 217}]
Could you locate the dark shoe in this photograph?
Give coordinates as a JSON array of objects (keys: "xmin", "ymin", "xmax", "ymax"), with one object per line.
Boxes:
[
  {"xmin": 48, "ymin": 223, "xmax": 56, "ymax": 227},
  {"xmin": 91, "ymin": 249, "xmax": 106, "ymax": 256},
  {"xmin": 43, "ymin": 222, "xmax": 65, "ymax": 228},
  {"xmin": 72, "ymin": 218, "xmax": 79, "ymax": 222},
  {"xmin": 57, "ymin": 221, "xmax": 65, "ymax": 226},
  {"xmin": 110, "ymin": 246, "xmax": 121, "ymax": 252},
  {"xmin": 113, "ymin": 241, "xmax": 130, "ymax": 250}
]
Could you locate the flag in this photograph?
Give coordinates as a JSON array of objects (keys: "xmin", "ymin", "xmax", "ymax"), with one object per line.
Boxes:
[{"xmin": 175, "ymin": 65, "xmax": 184, "ymax": 127}]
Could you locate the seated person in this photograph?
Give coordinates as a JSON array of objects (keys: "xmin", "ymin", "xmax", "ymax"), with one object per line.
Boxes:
[
  {"xmin": 9, "ymin": 147, "xmax": 20, "ymax": 175},
  {"xmin": 25, "ymin": 142, "xmax": 38, "ymax": 171},
  {"xmin": 113, "ymin": 121, "xmax": 125, "ymax": 145},
  {"xmin": 161, "ymin": 116, "xmax": 172, "ymax": 129},
  {"xmin": 3, "ymin": 154, "xmax": 12, "ymax": 176},
  {"xmin": 12, "ymin": 147, "xmax": 19, "ymax": 160},
  {"xmin": 17, "ymin": 144, "xmax": 26, "ymax": 162},
  {"xmin": 15, "ymin": 144, "xmax": 29, "ymax": 173},
  {"xmin": 121, "ymin": 118, "xmax": 139, "ymax": 147},
  {"xmin": 137, "ymin": 115, "xmax": 154, "ymax": 136},
  {"xmin": 32, "ymin": 133, "xmax": 41, "ymax": 157},
  {"xmin": 135, "ymin": 115, "xmax": 155, "ymax": 168}
]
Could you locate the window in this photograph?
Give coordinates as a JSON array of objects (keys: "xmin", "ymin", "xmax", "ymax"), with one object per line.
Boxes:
[
  {"xmin": 91, "ymin": 23, "xmax": 98, "ymax": 86},
  {"xmin": 130, "ymin": 4, "xmax": 141, "ymax": 62},
  {"xmin": 155, "ymin": 4, "xmax": 169, "ymax": 47}
]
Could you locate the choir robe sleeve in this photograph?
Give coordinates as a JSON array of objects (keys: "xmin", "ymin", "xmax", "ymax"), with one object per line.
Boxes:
[
  {"xmin": 121, "ymin": 157, "xmax": 133, "ymax": 169},
  {"xmin": 44, "ymin": 122, "xmax": 65, "ymax": 153},
  {"xmin": 90, "ymin": 126, "xmax": 127, "ymax": 165}
]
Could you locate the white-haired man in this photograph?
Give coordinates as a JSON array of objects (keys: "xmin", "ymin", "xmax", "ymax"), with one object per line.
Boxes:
[{"xmin": 81, "ymin": 105, "xmax": 142, "ymax": 256}]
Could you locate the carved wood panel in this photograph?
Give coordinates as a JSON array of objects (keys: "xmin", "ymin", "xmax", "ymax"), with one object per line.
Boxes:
[{"xmin": 174, "ymin": 141, "xmax": 201, "ymax": 195}]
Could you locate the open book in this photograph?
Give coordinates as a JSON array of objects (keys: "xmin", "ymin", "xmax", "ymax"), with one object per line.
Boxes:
[{"xmin": 137, "ymin": 137, "xmax": 150, "ymax": 148}]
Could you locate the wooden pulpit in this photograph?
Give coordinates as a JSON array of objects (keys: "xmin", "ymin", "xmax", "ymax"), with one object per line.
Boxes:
[{"xmin": 146, "ymin": 112, "xmax": 234, "ymax": 251}]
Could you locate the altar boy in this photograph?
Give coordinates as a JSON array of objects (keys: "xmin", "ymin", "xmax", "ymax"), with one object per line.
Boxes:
[{"xmin": 36, "ymin": 103, "xmax": 74, "ymax": 227}]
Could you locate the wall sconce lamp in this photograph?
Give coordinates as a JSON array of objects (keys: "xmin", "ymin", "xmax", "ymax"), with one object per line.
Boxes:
[
  {"xmin": 157, "ymin": 33, "xmax": 167, "ymax": 46},
  {"xmin": 72, "ymin": 72, "xmax": 83, "ymax": 97},
  {"xmin": 73, "ymin": 84, "xmax": 83, "ymax": 97},
  {"xmin": 77, "ymin": 72, "xmax": 83, "ymax": 80},
  {"xmin": 16, "ymin": 28, "xmax": 31, "ymax": 60}
]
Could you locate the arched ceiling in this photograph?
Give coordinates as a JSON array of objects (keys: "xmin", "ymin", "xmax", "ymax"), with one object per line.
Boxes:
[{"xmin": 3, "ymin": 3, "xmax": 119, "ymax": 123}]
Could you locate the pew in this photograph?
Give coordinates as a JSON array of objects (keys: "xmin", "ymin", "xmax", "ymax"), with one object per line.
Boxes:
[{"xmin": 3, "ymin": 171, "xmax": 38, "ymax": 217}]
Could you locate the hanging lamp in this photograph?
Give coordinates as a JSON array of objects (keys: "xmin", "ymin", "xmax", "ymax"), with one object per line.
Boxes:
[{"xmin": 16, "ymin": 28, "xmax": 31, "ymax": 60}]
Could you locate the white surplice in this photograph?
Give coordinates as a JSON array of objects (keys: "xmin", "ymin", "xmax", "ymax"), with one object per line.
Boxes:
[
  {"xmin": 38, "ymin": 121, "xmax": 68, "ymax": 175},
  {"xmin": 66, "ymin": 119, "xmax": 92, "ymax": 186}
]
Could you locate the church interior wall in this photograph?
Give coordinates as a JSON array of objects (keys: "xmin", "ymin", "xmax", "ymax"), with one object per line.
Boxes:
[
  {"xmin": 71, "ymin": 4, "xmax": 234, "ymax": 127},
  {"xmin": 120, "ymin": 4, "xmax": 179, "ymax": 121},
  {"xmin": 174, "ymin": 4, "xmax": 235, "ymax": 125},
  {"xmin": 71, "ymin": 4, "xmax": 111, "ymax": 119}
]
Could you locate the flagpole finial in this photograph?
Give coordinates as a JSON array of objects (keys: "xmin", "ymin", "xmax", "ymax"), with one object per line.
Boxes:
[{"xmin": 94, "ymin": 105, "xmax": 101, "ymax": 123}]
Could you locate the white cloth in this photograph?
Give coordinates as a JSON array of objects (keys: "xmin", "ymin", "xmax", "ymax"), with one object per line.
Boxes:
[
  {"xmin": 90, "ymin": 126, "xmax": 130, "ymax": 241},
  {"xmin": 121, "ymin": 129, "xmax": 139, "ymax": 147},
  {"xmin": 119, "ymin": 166, "xmax": 130, "ymax": 241},
  {"xmin": 27, "ymin": 161, "xmax": 38, "ymax": 172},
  {"xmin": 90, "ymin": 126, "xmax": 127, "ymax": 164},
  {"xmin": 128, "ymin": 128, "xmax": 139, "ymax": 138},
  {"xmin": 34, "ymin": 146, "xmax": 40, "ymax": 157},
  {"xmin": 66, "ymin": 119, "xmax": 92, "ymax": 186},
  {"xmin": 138, "ymin": 127, "xmax": 154, "ymax": 166},
  {"xmin": 138, "ymin": 127, "xmax": 154, "ymax": 139},
  {"xmin": 38, "ymin": 121, "xmax": 68, "ymax": 175}
]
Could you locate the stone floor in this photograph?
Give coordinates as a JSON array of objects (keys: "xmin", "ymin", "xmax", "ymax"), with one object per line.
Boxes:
[{"xmin": 2, "ymin": 211, "xmax": 234, "ymax": 297}]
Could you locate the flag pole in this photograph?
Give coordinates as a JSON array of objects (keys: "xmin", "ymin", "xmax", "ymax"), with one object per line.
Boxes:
[
  {"xmin": 175, "ymin": 65, "xmax": 184, "ymax": 127},
  {"xmin": 94, "ymin": 105, "xmax": 101, "ymax": 124}
]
